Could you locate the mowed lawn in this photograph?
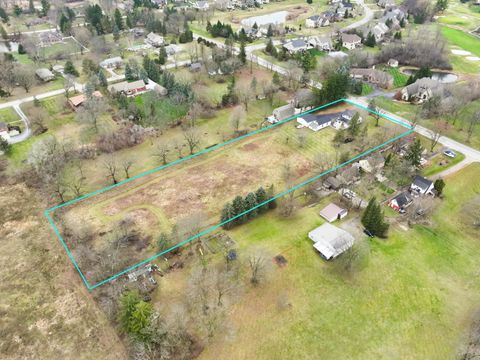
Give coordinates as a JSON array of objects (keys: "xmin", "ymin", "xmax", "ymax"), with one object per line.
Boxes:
[
  {"xmin": 199, "ymin": 163, "xmax": 480, "ymax": 360},
  {"xmin": 441, "ymin": 27, "xmax": 480, "ymax": 57}
]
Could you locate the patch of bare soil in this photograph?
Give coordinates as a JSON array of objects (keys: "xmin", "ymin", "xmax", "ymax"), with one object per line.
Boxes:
[{"xmin": 287, "ymin": 6, "xmax": 308, "ymax": 21}]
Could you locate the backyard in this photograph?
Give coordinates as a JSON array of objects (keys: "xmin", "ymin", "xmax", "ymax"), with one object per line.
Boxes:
[{"xmin": 51, "ymin": 102, "xmax": 408, "ymax": 286}]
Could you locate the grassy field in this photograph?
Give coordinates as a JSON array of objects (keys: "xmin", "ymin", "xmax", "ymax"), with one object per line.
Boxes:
[
  {"xmin": 54, "ymin": 102, "xmax": 406, "ymax": 285},
  {"xmin": 0, "ymin": 107, "xmax": 20, "ymax": 124},
  {"xmin": 374, "ymin": 96, "xmax": 480, "ymax": 150},
  {"xmin": 388, "ymin": 67, "xmax": 409, "ymax": 88},
  {"xmin": 422, "ymin": 152, "xmax": 466, "ymax": 177},
  {"xmin": 197, "ymin": 163, "xmax": 480, "ymax": 359},
  {"xmin": 441, "ymin": 27, "xmax": 480, "ymax": 57}
]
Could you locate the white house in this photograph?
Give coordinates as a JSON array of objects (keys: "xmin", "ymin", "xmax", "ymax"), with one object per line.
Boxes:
[
  {"xmin": 410, "ymin": 175, "xmax": 434, "ymax": 195},
  {"xmin": 145, "ymin": 32, "xmax": 165, "ymax": 47},
  {"xmin": 308, "ymin": 36, "xmax": 332, "ymax": 51},
  {"xmin": 191, "ymin": 0, "xmax": 209, "ymax": 10},
  {"xmin": 342, "ymin": 33, "xmax": 362, "ymax": 50},
  {"xmin": 308, "ymin": 223, "xmax": 355, "ymax": 260},
  {"xmin": 283, "ymin": 39, "xmax": 310, "ymax": 54},
  {"xmin": 305, "ymin": 14, "xmax": 330, "ymax": 28},
  {"xmin": 296, "ymin": 113, "xmax": 333, "ymax": 131},
  {"xmin": 100, "ymin": 57, "xmax": 124, "ymax": 69}
]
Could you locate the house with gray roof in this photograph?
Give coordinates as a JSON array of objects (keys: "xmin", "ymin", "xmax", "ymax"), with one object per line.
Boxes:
[
  {"xmin": 400, "ymin": 78, "xmax": 445, "ymax": 103},
  {"xmin": 35, "ymin": 68, "xmax": 55, "ymax": 82},
  {"xmin": 350, "ymin": 68, "xmax": 394, "ymax": 88},
  {"xmin": 308, "ymin": 36, "xmax": 332, "ymax": 51},
  {"xmin": 388, "ymin": 191, "xmax": 413, "ymax": 211},
  {"xmin": 342, "ymin": 33, "xmax": 362, "ymax": 50},
  {"xmin": 305, "ymin": 14, "xmax": 330, "ymax": 28},
  {"xmin": 308, "ymin": 223, "xmax": 355, "ymax": 260},
  {"xmin": 283, "ymin": 38, "xmax": 310, "ymax": 54}
]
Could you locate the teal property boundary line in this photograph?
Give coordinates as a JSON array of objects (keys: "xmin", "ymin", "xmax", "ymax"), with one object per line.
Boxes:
[{"xmin": 44, "ymin": 99, "xmax": 413, "ymax": 290}]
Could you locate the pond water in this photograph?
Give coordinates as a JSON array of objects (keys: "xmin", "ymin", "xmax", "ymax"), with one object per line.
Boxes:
[
  {"xmin": 241, "ymin": 11, "xmax": 288, "ymax": 28},
  {"xmin": 402, "ymin": 69, "xmax": 458, "ymax": 83}
]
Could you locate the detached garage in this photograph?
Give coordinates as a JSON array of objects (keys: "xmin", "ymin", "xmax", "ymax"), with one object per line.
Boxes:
[{"xmin": 319, "ymin": 203, "xmax": 348, "ymax": 223}]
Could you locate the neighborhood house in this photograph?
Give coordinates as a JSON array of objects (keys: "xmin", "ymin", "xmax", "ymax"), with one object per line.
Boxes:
[
  {"xmin": 108, "ymin": 80, "xmax": 147, "ymax": 97},
  {"xmin": 341, "ymin": 34, "xmax": 362, "ymax": 50},
  {"xmin": 35, "ymin": 68, "xmax": 55, "ymax": 82},
  {"xmin": 100, "ymin": 57, "xmax": 124, "ymax": 69},
  {"xmin": 308, "ymin": 223, "xmax": 355, "ymax": 260},
  {"xmin": 297, "ymin": 110, "xmax": 361, "ymax": 132},
  {"xmin": 319, "ymin": 203, "xmax": 348, "ymax": 223},
  {"xmin": 410, "ymin": 175, "xmax": 434, "ymax": 195}
]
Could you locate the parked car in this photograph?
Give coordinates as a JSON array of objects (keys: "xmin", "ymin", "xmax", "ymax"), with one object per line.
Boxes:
[
  {"xmin": 443, "ymin": 149, "xmax": 456, "ymax": 158},
  {"xmin": 363, "ymin": 229, "xmax": 374, "ymax": 238}
]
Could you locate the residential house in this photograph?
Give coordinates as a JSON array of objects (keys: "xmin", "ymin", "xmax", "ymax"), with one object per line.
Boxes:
[
  {"xmin": 35, "ymin": 68, "xmax": 55, "ymax": 82},
  {"xmin": 191, "ymin": 0, "xmax": 209, "ymax": 10},
  {"xmin": 145, "ymin": 32, "xmax": 165, "ymax": 47},
  {"xmin": 357, "ymin": 153, "xmax": 385, "ymax": 173},
  {"xmin": 410, "ymin": 175, "xmax": 434, "ymax": 195},
  {"xmin": 283, "ymin": 38, "xmax": 310, "ymax": 54},
  {"xmin": 350, "ymin": 68, "xmax": 394, "ymax": 88},
  {"xmin": 190, "ymin": 62, "xmax": 202, "ymax": 72},
  {"xmin": 67, "ymin": 91, "xmax": 103, "ymax": 110},
  {"xmin": 388, "ymin": 58, "xmax": 399, "ymax": 67},
  {"xmin": 388, "ymin": 191, "xmax": 413, "ymax": 211},
  {"xmin": 308, "ymin": 36, "xmax": 332, "ymax": 51},
  {"xmin": 362, "ymin": 22, "xmax": 390, "ymax": 42},
  {"xmin": 268, "ymin": 104, "xmax": 295, "ymax": 123},
  {"xmin": 297, "ymin": 113, "xmax": 335, "ymax": 131},
  {"xmin": 324, "ymin": 176, "xmax": 343, "ymax": 190},
  {"xmin": 331, "ymin": 110, "xmax": 362, "ymax": 129},
  {"xmin": 52, "ymin": 64, "xmax": 64, "ymax": 74},
  {"xmin": 320, "ymin": 203, "xmax": 348, "ymax": 223},
  {"xmin": 305, "ymin": 14, "xmax": 330, "ymax": 28},
  {"xmin": 108, "ymin": 80, "xmax": 147, "ymax": 97},
  {"xmin": 164, "ymin": 44, "xmax": 181, "ymax": 55},
  {"xmin": 337, "ymin": 165, "xmax": 360, "ymax": 185},
  {"xmin": 400, "ymin": 78, "xmax": 444, "ymax": 103},
  {"xmin": 100, "ymin": 57, "xmax": 124, "ymax": 69},
  {"xmin": 377, "ymin": 0, "xmax": 395, "ymax": 8},
  {"xmin": 341, "ymin": 34, "xmax": 362, "ymax": 50},
  {"xmin": 38, "ymin": 31, "xmax": 63, "ymax": 47},
  {"xmin": 308, "ymin": 223, "xmax": 355, "ymax": 260}
]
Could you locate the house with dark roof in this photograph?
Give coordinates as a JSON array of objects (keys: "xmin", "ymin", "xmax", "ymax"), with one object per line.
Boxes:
[
  {"xmin": 388, "ymin": 191, "xmax": 413, "ymax": 211},
  {"xmin": 305, "ymin": 14, "xmax": 330, "ymax": 28},
  {"xmin": 410, "ymin": 175, "xmax": 434, "ymax": 195},
  {"xmin": 283, "ymin": 39, "xmax": 310, "ymax": 54},
  {"xmin": 297, "ymin": 113, "xmax": 336, "ymax": 131}
]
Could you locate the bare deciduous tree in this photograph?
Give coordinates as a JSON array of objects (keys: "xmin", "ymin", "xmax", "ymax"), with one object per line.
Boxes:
[
  {"xmin": 183, "ymin": 126, "xmax": 201, "ymax": 155},
  {"xmin": 229, "ymin": 106, "xmax": 245, "ymax": 134},
  {"xmin": 103, "ymin": 157, "xmax": 118, "ymax": 184},
  {"xmin": 122, "ymin": 159, "xmax": 133, "ymax": 179}
]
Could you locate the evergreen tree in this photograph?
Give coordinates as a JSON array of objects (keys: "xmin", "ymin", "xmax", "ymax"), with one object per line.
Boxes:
[
  {"xmin": 29, "ymin": 0, "xmax": 35, "ymax": 13},
  {"xmin": 118, "ymin": 290, "xmax": 142, "ymax": 333},
  {"xmin": 40, "ymin": 0, "xmax": 50, "ymax": 17},
  {"xmin": 434, "ymin": 178, "xmax": 445, "ymax": 195},
  {"xmin": 97, "ymin": 70, "xmax": 108, "ymax": 87},
  {"xmin": 252, "ymin": 22, "xmax": 258, "ymax": 30},
  {"xmin": 361, "ymin": 197, "xmax": 389, "ymax": 237},
  {"xmin": 221, "ymin": 202, "xmax": 235, "ymax": 229},
  {"xmin": 13, "ymin": 5, "xmax": 22, "ymax": 17},
  {"xmin": 267, "ymin": 24, "xmax": 273, "ymax": 37},
  {"xmin": 244, "ymin": 192, "xmax": 258, "ymax": 219},
  {"xmin": 364, "ymin": 31, "xmax": 376, "ymax": 47},
  {"xmin": 0, "ymin": 7, "xmax": 9, "ymax": 23},
  {"xmin": 113, "ymin": 24, "xmax": 120, "ymax": 41},
  {"xmin": 406, "ymin": 138, "xmax": 424, "ymax": 167},
  {"xmin": 348, "ymin": 112, "xmax": 361, "ymax": 136},
  {"xmin": 158, "ymin": 46, "xmax": 167, "ymax": 65},
  {"xmin": 394, "ymin": 31, "xmax": 402, "ymax": 40},
  {"xmin": 272, "ymin": 71, "xmax": 281, "ymax": 86},
  {"xmin": 239, "ymin": 41, "xmax": 247, "ymax": 64},
  {"xmin": 232, "ymin": 195, "xmax": 246, "ymax": 224},
  {"xmin": 59, "ymin": 13, "xmax": 72, "ymax": 35},
  {"xmin": 156, "ymin": 232, "xmax": 171, "ymax": 252},
  {"xmin": 64, "ymin": 61, "xmax": 79, "ymax": 76},
  {"xmin": 0, "ymin": 137, "xmax": 11, "ymax": 155},
  {"xmin": 114, "ymin": 9, "xmax": 124, "ymax": 30},
  {"xmin": 18, "ymin": 43, "xmax": 27, "ymax": 55},
  {"xmin": 255, "ymin": 186, "xmax": 268, "ymax": 212},
  {"xmin": 315, "ymin": 72, "xmax": 349, "ymax": 105},
  {"xmin": 265, "ymin": 38, "xmax": 274, "ymax": 53},
  {"xmin": 125, "ymin": 63, "xmax": 134, "ymax": 80}
]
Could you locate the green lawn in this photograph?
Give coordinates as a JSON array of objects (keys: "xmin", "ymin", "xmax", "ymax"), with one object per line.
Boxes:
[
  {"xmin": 0, "ymin": 107, "xmax": 20, "ymax": 123},
  {"xmin": 361, "ymin": 82, "xmax": 374, "ymax": 95},
  {"xmin": 422, "ymin": 152, "xmax": 466, "ymax": 177},
  {"xmin": 388, "ymin": 67, "xmax": 409, "ymax": 88},
  {"xmin": 441, "ymin": 27, "xmax": 480, "ymax": 57},
  {"xmin": 199, "ymin": 163, "xmax": 480, "ymax": 359}
]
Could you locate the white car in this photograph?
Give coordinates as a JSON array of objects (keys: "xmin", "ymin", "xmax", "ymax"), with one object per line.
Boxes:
[{"xmin": 443, "ymin": 149, "xmax": 456, "ymax": 158}]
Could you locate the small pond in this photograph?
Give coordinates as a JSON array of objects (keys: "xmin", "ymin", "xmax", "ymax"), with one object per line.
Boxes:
[{"xmin": 402, "ymin": 68, "xmax": 458, "ymax": 83}]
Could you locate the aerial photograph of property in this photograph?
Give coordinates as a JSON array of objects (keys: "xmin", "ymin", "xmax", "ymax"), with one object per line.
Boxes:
[{"xmin": 1, "ymin": 0, "xmax": 480, "ymax": 358}]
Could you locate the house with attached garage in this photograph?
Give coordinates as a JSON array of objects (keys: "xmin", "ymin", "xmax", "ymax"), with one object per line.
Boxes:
[
  {"xmin": 399, "ymin": 78, "xmax": 444, "ymax": 103},
  {"xmin": 145, "ymin": 32, "xmax": 165, "ymax": 47},
  {"xmin": 388, "ymin": 191, "xmax": 413, "ymax": 212},
  {"xmin": 298, "ymin": 110, "xmax": 362, "ymax": 131},
  {"xmin": 305, "ymin": 14, "xmax": 330, "ymax": 28},
  {"xmin": 35, "ymin": 68, "xmax": 55, "ymax": 82},
  {"xmin": 341, "ymin": 33, "xmax": 362, "ymax": 50},
  {"xmin": 268, "ymin": 104, "xmax": 295, "ymax": 123},
  {"xmin": 410, "ymin": 175, "xmax": 434, "ymax": 196},
  {"xmin": 100, "ymin": 57, "xmax": 124, "ymax": 69},
  {"xmin": 283, "ymin": 38, "xmax": 310, "ymax": 54},
  {"xmin": 308, "ymin": 36, "xmax": 332, "ymax": 51},
  {"xmin": 108, "ymin": 80, "xmax": 148, "ymax": 97},
  {"xmin": 350, "ymin": 68, "xmax": 394, "ymax": 89}
]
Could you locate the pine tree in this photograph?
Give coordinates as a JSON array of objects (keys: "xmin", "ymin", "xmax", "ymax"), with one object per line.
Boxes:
[
  {"xmin": 232, "ymin": 195, "xmax": 246, "ymax": 224},
  {"xmin": 255, "ymin": 186, "xmax": 268, "ymax": 212},
  {"xmin": 267, "ymin": 184, "xmax": 277, "ymax": 209},
  {"xmin": 125, "ymin": 63, "xmax": 133, "ymax": 80},
  {"xmin": 434, "ymin": 178, "xmax": 445, "ymax": 195},
  {"xmin": 64, "ymin": 60, "xmax": 79, "ymax": 76},
  {"xmin": 114, "ymin": 9, "xmax": 124, "ymax": 30},
  {"xmin": 29, "ymin": 0, "xmax": 35, "ymax": 13},
  {"xmin": 267, "ymin": 24, "xmax": 273, "ymax": 37},
  {"xmin": 362, "ymin": 197, "xmax": 389, "ymax": 237},
  {"xmin": 406, "ymin": 138, "xmax": 424, "ymax": 167},
  {"xmin": 239, "ymin": 41, "xmax": 247, "ymax": 64},
  {"xmin": 221, "ymin": 202, "xmax": 235, "ymax": 229},
  {"xmin": 17, "ymin": 43, "xmax": 26, "ymax": 54},
  {"xmin": 158, "ymin": 46, "xmax": 167, "ymax": 65},
  {"xmin": 97, "ymin": 70, "xmax": 107, "ymax": 87},
  {"xmin": 348, "ymin": 112, "xmax": 361, "ymax": 136},
  {"xmin": 244, "ymin": 192, "xmax": 258, "ymax": 219}
]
